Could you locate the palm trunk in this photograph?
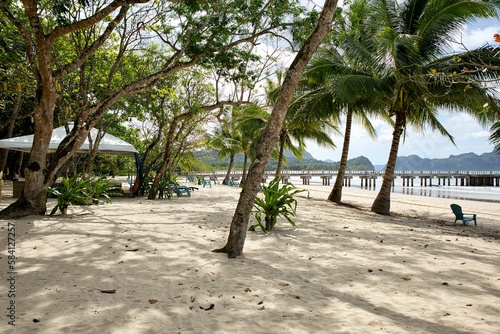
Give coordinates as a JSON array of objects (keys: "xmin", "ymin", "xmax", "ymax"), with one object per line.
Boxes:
[
  {"xmin": 371, "ymin": 111, "xmax": 405, "ymax": 215},
  {"xmin": 328, "ymin": 107, "xmax": 352, "ymax": 203},
  {"xmin": 242, "ymin": 153, "xmax": 248, "ymax": 182},
  {"xmin": 274, "ymin": 131, "xmax": 286, "ymax": 181},
  {"xmin": 213, "ymin": 0, "xmax": 337, "ymax": 258},
  {"xmin": 224, "ymin": 155, "xmax": 235, "ymax": 185}
]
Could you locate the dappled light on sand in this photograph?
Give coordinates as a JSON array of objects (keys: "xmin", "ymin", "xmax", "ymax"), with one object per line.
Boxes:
[{"xmin": 0, "ymin": 183, "xmax": 499, "ymax": 333}]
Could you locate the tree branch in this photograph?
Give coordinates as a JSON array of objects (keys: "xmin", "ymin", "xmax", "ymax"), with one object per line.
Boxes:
[
  {"xmin": 54, "ymin": 5, "xmax": 130, "ymax": 79},
  {"xmin": 47, "ymin": 0, "xmax": 149, "ymax": 44}
]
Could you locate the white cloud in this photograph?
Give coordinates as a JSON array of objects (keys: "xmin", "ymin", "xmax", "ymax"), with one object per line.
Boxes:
[
  {"xmin": 454, "ymin": 18, "xmax": 500, "ymax": 52},
  {"xmin": 306, "ymin": 109, "xmax": 495, "ymax": 165}
]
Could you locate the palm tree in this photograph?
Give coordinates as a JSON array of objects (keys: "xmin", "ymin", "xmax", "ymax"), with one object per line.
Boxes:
[
  {"xmin": 299, "ymin": 41, "xmax": 387, "ymax": 203},
  {"xmin": 490, "ymin": 121, "xmax": 500, "ymax": 154},
  {"xmin": 265, "ymin": 75, "xmax": 337, "ymax": 179},
  {"xmin": 233, "ymin": 106, "xmax": 271, "ymax": 181},
  {"xmin": 277, "ymin": 104, "xmax": 337, "ymax": 178},
  {"xmin": 291, "ymin": 0, "xmax": 395, "ymax": 204},
  {"xmin": 361, "ymin": 0, "xmax": 500, "ymax": 214},
  {"xmin": 207, "ymin": 123, "xmax": 243, "ymax": 184}
]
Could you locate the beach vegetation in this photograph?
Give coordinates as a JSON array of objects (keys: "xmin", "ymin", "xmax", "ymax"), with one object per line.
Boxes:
[
  {"xmin": 263, "ymin": 71, "xmax": 338, "ymax": 180},
  {"xmin": 298, "ymin": 0, "xmax": 385, "ymax": 204},
  {"xmin": 214, "ymin": 0, "xmax": 338, "ymax": 258},
  {"xmin": 490, "ymin": 121, "xmax": 500, "ymax": 155},
  {"xmin": 366, "ymin": 0, "xmax": 500, "ymax": 214},
  {"xmin": 233, "ymin": 106, "xmax": 273, "ymax": 181},
  {"xmin": 86, "ymin": 176, "xmax": 122, "ymax": 205},
  {"xmin": 0, "ymin": 0, "xmax": 309, "ymax": 218},
  {"xmin": 250, "ymin": 178, "xmax": 307, "ymax": 232},
  {"xmin": 44, "ymin": 175, "xmax": 121, "ymax": 215},
  {"xmin": 44, "ymin": 175, "xmax": 92, "ymax": 215},
  {"xmin": 207, "ymin": 122, "xmax": 244, "ymax": 185}
]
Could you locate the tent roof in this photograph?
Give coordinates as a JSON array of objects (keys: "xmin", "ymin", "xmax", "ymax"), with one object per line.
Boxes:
[{"xmin": 0, "ymin": 124, "xmax": 139, "ymax": 156}]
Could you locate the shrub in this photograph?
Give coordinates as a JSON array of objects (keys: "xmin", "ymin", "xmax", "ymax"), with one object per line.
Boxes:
[
  {"xmin": 87, "ymin": 176, "xmax": 122, "ymax": 204},
  {"xmin": 44, "ymin": 175, "xmax": 92, "ymax": 215},
  {"xmin": 44, "ymin": 175, "xmax": 121, "ymax": 215},
  {"xmin": 250, "ymin": 178, "xmax": 307, "ymax": 232}
]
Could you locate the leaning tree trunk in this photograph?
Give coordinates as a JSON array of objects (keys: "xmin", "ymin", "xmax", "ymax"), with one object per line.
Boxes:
[
  {"xmin": 274, "ymin": 131, "xmax": 286, "ymax": 181},
  {"xmin": 371, "ymin": 111, "xmax": 405, "ymax": 215},
  {"xmin": 213, "ymin": 0, "xmax": 338, "ymax": 258},
  {"xmin": 242, "ymin": 153, "xmax": 248, "ymax": 182},
  {"xmin": 328, "ymin": 107, "xmax": 353, "ymax": 203},
  {"xmin": 149, "ymin": 126, "xmax": 176, "ymax": 199},
  {"xmin": 223, "ymin": 155, "xmax": 235, "ymax": 185}
]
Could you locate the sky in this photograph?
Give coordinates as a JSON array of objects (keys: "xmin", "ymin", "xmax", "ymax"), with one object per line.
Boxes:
[{"xmin": 304, "ymin": 17, "xmax": 500, "ymax": 165}]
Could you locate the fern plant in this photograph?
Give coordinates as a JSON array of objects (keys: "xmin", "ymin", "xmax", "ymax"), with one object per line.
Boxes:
[{"xmin": 250, "ymin": 178, "xmax": 307, "ymax": 232}]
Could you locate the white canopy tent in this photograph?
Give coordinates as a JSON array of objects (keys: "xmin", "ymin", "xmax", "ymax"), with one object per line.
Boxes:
[{"xmin": 0, "ymin": 124, "xmax": 139, "ymax": 156}]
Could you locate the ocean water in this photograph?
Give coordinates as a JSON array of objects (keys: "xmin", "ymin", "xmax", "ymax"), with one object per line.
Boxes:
[{"xmin": 284, "ymin": 175, "xmax": 500, "ymax": 203}]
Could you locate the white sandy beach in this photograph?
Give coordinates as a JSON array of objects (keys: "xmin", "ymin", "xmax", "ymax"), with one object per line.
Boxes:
[{"xmin": 1, "ymin": 180, "xmax": 499, "ymax": 333}]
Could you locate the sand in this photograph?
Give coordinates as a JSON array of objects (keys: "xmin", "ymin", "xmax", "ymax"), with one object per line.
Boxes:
[{"xmin": 0, "ymin": 179, "xmax": 499, "ymax": 333}]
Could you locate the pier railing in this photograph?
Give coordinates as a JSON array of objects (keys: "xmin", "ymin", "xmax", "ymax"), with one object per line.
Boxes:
[{"xmin": 187, "ymin": 170, "xmax": 500, "ymax": 187}]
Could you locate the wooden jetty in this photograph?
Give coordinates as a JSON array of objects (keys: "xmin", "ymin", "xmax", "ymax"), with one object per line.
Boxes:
[{"xmin": 190, "ymin": 170, "xmax": 500, "ymax": 187}]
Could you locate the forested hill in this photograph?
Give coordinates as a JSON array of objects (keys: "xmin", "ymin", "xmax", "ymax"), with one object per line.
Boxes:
[
  {"xmin": 197, "ymin": 150, "xmax": 499, "ymax": 172},
  {"xmin": 196, "ymin": 150, "xmax": 375, "ymax": 171},
  {"xmin": 388, "ymin": 152, "xmax": 500, "ymax": 171}
]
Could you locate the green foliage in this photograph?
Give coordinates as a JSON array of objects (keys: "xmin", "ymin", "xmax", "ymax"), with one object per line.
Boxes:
[
  {"xmin": 490, "ymin": 121, "xmax": 500, "ymax": 155},
  {"xmin": 86, "ymin": 176, "xmax": 122, "ymax": 205},
  {"xmin": 157, "ymin": 173, "xmax": 177, "ymax": 199},
  {"xmin": 44, "ymin": 175, "xmax": 120, "ymax": 215},
  {"xmin": 250, "ymin": 178, "xmax": 307, "ymax": 233},
  {"xmin": 44, "ymin": 175, "xmax": 92, "ymax": 215}
]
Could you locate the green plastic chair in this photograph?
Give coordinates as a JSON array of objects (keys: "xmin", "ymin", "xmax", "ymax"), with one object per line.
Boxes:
[
  {"xmin": 168, "ymin": 183, "xmax": 191, "ymax": 197},
  {"xmin": 450, "ymin": 204, "xmax": 477, "ymax": 226}
]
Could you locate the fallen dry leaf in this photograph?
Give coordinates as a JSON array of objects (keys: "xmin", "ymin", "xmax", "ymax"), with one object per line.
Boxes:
[
  {"xmin": 200, "ymin": 304, "xmax": 215, "ymax": 311},
  {"xmin": 97, "ymin": 289, "xmax": 116, "ymax": 294}
]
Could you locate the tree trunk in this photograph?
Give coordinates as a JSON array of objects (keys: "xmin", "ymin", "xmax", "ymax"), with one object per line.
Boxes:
[
  {"xmin": 148, "ymin": 132, "xmax": 174, "ymax": 199},
  {"xmin": 149, "ymin": 111, "xmax": 193, "ymax": 199},
  {"xmin": 265, "ymin": 216, "xmax": 274, "ymax": 232},
  {"xmin": 371, "ymin": 111, "xmax": 405, "ymax": 215},
  {"xmin": 223, "ymin": 155, "xmax": 235, "ymax": 185},
  {"xmin": 213, "ymin": 0, "xmax": 338, "ymax": 258},
  {"xmin": 0, "ymin": 92, "xmax": 23, "ymax": 173},
  {"xmin": 274, "ymin": 131, "xmax": 286, "ymax": 181},
  {"xmin": 84, "ymin": 125, "xmax": 105, "ymax": 179},
  {"xmin": 328, "ymin": 107, "xmax": 352, "ymax": 203},
  {"xmin": 0, "ymin": 2, "xmax": 135, "ymax": 218},
  {"xmin": 1, "ymin": 85, "xmax": 57, "ymax": 218},
  {"xmin": 242, "ymin": 153, "xmax": 248, "ymax": 182}
]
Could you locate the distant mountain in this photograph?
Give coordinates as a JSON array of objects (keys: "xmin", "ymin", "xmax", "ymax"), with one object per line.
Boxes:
[
  {"xmin": 195, "ymin": 150, "xmax": 374, "ymax": 171},
  {"xmin": 389, "ymin": 152, "xmax": 500, "ymax": 171},
  {"xmin": 196, "ymin": 150, "xmax": 499, "ymax": 171}
]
